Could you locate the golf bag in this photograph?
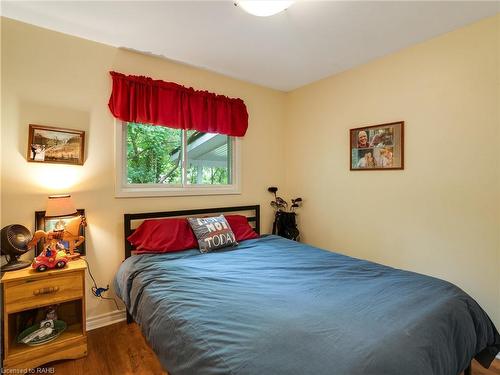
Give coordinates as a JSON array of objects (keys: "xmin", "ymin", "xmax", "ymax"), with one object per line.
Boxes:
[{"xmin": 272, "ymin": 211, "xmax": 300, "ymax": 241}]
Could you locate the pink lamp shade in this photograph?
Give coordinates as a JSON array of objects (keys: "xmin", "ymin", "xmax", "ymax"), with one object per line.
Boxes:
[{"xmin": 45, "ymin": 194, "xmax": 77, "ymax": 218}]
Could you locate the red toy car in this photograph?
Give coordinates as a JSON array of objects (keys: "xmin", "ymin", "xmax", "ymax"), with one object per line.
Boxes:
[{"xmin": 32, "ymin": 242, "xmax": 69, "ymax": 272}]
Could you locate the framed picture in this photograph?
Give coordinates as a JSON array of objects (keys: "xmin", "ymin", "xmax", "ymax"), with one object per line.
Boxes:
[
  {"xmin": 27, "ymin": 124, "xmax": 85, "ymax": 165},
  {"xmin": 34, "ymin": 210, "xmax": 86, "ymax": 256},
  {"xmin": 350, "ymin": 121, "xmax": 404, "ymax": 171}
]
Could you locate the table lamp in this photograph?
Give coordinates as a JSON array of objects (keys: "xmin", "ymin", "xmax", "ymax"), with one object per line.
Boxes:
[{"xmin": 45, "ymin": 194, "xmax": 78, "ymax": 230}]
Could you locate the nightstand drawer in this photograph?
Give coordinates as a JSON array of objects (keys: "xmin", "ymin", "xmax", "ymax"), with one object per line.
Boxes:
[{"xmin": 4, "ymin": 272, "xmax": 83, "ymax": 313}]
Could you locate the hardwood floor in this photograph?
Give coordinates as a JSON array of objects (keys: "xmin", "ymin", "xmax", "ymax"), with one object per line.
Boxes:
[
  {"xmin": 41, "ymin": 322, "xmax": 500, "ymax": 375},
  {"xmin": 475, "ymin": 359, "xmax": 500, "ymax": 375},
  {"xmin": 47, "ymin": 322, "xmax": 166, "ymax": 375}
]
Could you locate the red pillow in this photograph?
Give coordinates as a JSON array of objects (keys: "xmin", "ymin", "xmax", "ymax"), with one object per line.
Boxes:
[
  {"xmin": 225, "ymin": 215, "xmax": 259, "ymax": 241},
  {"xmin": 128, "ymin": 218, "xmax": 197, "ymax": 254}
]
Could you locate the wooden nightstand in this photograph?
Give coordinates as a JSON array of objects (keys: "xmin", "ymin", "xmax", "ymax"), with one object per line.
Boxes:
[{"xmin": 1, "ymin": 259, "xmax": 87, "ymax": 370}]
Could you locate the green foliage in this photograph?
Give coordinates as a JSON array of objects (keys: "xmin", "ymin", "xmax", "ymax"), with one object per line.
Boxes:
[
  {"xmin": 126, "ymin": 123, "xmax": 230, "ymax": 185},
  {"xmin": 187, "ymin": 165, "xmax": 228, "ymax": 185},
  {"xmin": 127, "ymin": 123, "xmax": 181, "ymax": 184}
]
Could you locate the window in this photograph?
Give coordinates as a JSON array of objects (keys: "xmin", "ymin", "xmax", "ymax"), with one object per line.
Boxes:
[{"xmin": 115, "ymin": 122, "xmax": 240, "ymax": 197}]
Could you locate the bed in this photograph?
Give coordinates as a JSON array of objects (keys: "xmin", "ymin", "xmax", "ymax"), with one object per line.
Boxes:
[{"xmin": 115, "ymin": 205, "xmax": 500, "ymax": 375}]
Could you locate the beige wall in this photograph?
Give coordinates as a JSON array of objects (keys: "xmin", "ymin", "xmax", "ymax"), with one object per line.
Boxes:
[
  {"xmin": 0, "ymin": 18, "xmax": 286, "ymax": 319},
  {"xmin": 285, "ymin": 15, "xmax": 500, "ymax": 327}
]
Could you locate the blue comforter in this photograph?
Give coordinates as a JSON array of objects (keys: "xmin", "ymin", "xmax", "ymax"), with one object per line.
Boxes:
[{"xmin": 114, "ymin": 235, "xmax": 500, "ymax": 375}]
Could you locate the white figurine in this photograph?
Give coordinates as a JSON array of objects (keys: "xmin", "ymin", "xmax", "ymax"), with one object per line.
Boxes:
[{"xmin": 21, "ymin": 320, "xmax": 55, "ymax": 344}]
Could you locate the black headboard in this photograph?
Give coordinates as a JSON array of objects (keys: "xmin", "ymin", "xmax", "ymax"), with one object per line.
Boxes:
[{"xmin": 124, "ymin": 205, "xmax": 260, "ymax": 259}]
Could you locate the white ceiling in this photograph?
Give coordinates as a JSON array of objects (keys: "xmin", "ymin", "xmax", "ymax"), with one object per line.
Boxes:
[{"xmin": 2, "ymin": 1, "xmax": 499, "ymax": 91}]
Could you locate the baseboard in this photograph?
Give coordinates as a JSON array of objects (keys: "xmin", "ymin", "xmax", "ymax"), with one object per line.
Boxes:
[{"xmin": 86, "ymin": 309, "xmax": 127, "ymax": 331}]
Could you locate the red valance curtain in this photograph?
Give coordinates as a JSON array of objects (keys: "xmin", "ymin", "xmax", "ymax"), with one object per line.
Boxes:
[{"xmin": 108, "ymin": 71, "xmax": 249, "ymax": 137}]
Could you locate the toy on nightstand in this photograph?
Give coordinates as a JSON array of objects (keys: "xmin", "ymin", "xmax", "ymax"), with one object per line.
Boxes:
[
  {"xmin": 31, "ymin": 239, "xmax": 69, "ymax": 272},
  {"xmin": 28, "ymin": 215, "xmax": 86, "ymax": 261}
]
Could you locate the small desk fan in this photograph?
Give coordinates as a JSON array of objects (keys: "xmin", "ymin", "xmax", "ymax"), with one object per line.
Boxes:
[{"xmin": 1, "ymin": 225, "xmax": 32, "ymax": 272}]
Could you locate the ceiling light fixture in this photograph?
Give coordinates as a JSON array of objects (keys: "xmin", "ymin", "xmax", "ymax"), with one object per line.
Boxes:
[{"xmin": 235, "ymin": 1, "xmax": 294, "ymax": 17}]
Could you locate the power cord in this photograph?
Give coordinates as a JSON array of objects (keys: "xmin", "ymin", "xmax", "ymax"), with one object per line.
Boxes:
[{"xmin": 82, "ymin": 258, "xmax": 121, "ymax": 311}]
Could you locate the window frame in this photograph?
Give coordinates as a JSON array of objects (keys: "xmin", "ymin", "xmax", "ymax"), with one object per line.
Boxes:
[{"xmin": 114, "ymin": 120, "xmax": 241, "ymax": 198}]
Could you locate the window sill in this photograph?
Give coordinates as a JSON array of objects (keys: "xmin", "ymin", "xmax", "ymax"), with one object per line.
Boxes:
[{"xmin": 115, "ymin": 186, "xmax": 241, "ymax": 198}]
